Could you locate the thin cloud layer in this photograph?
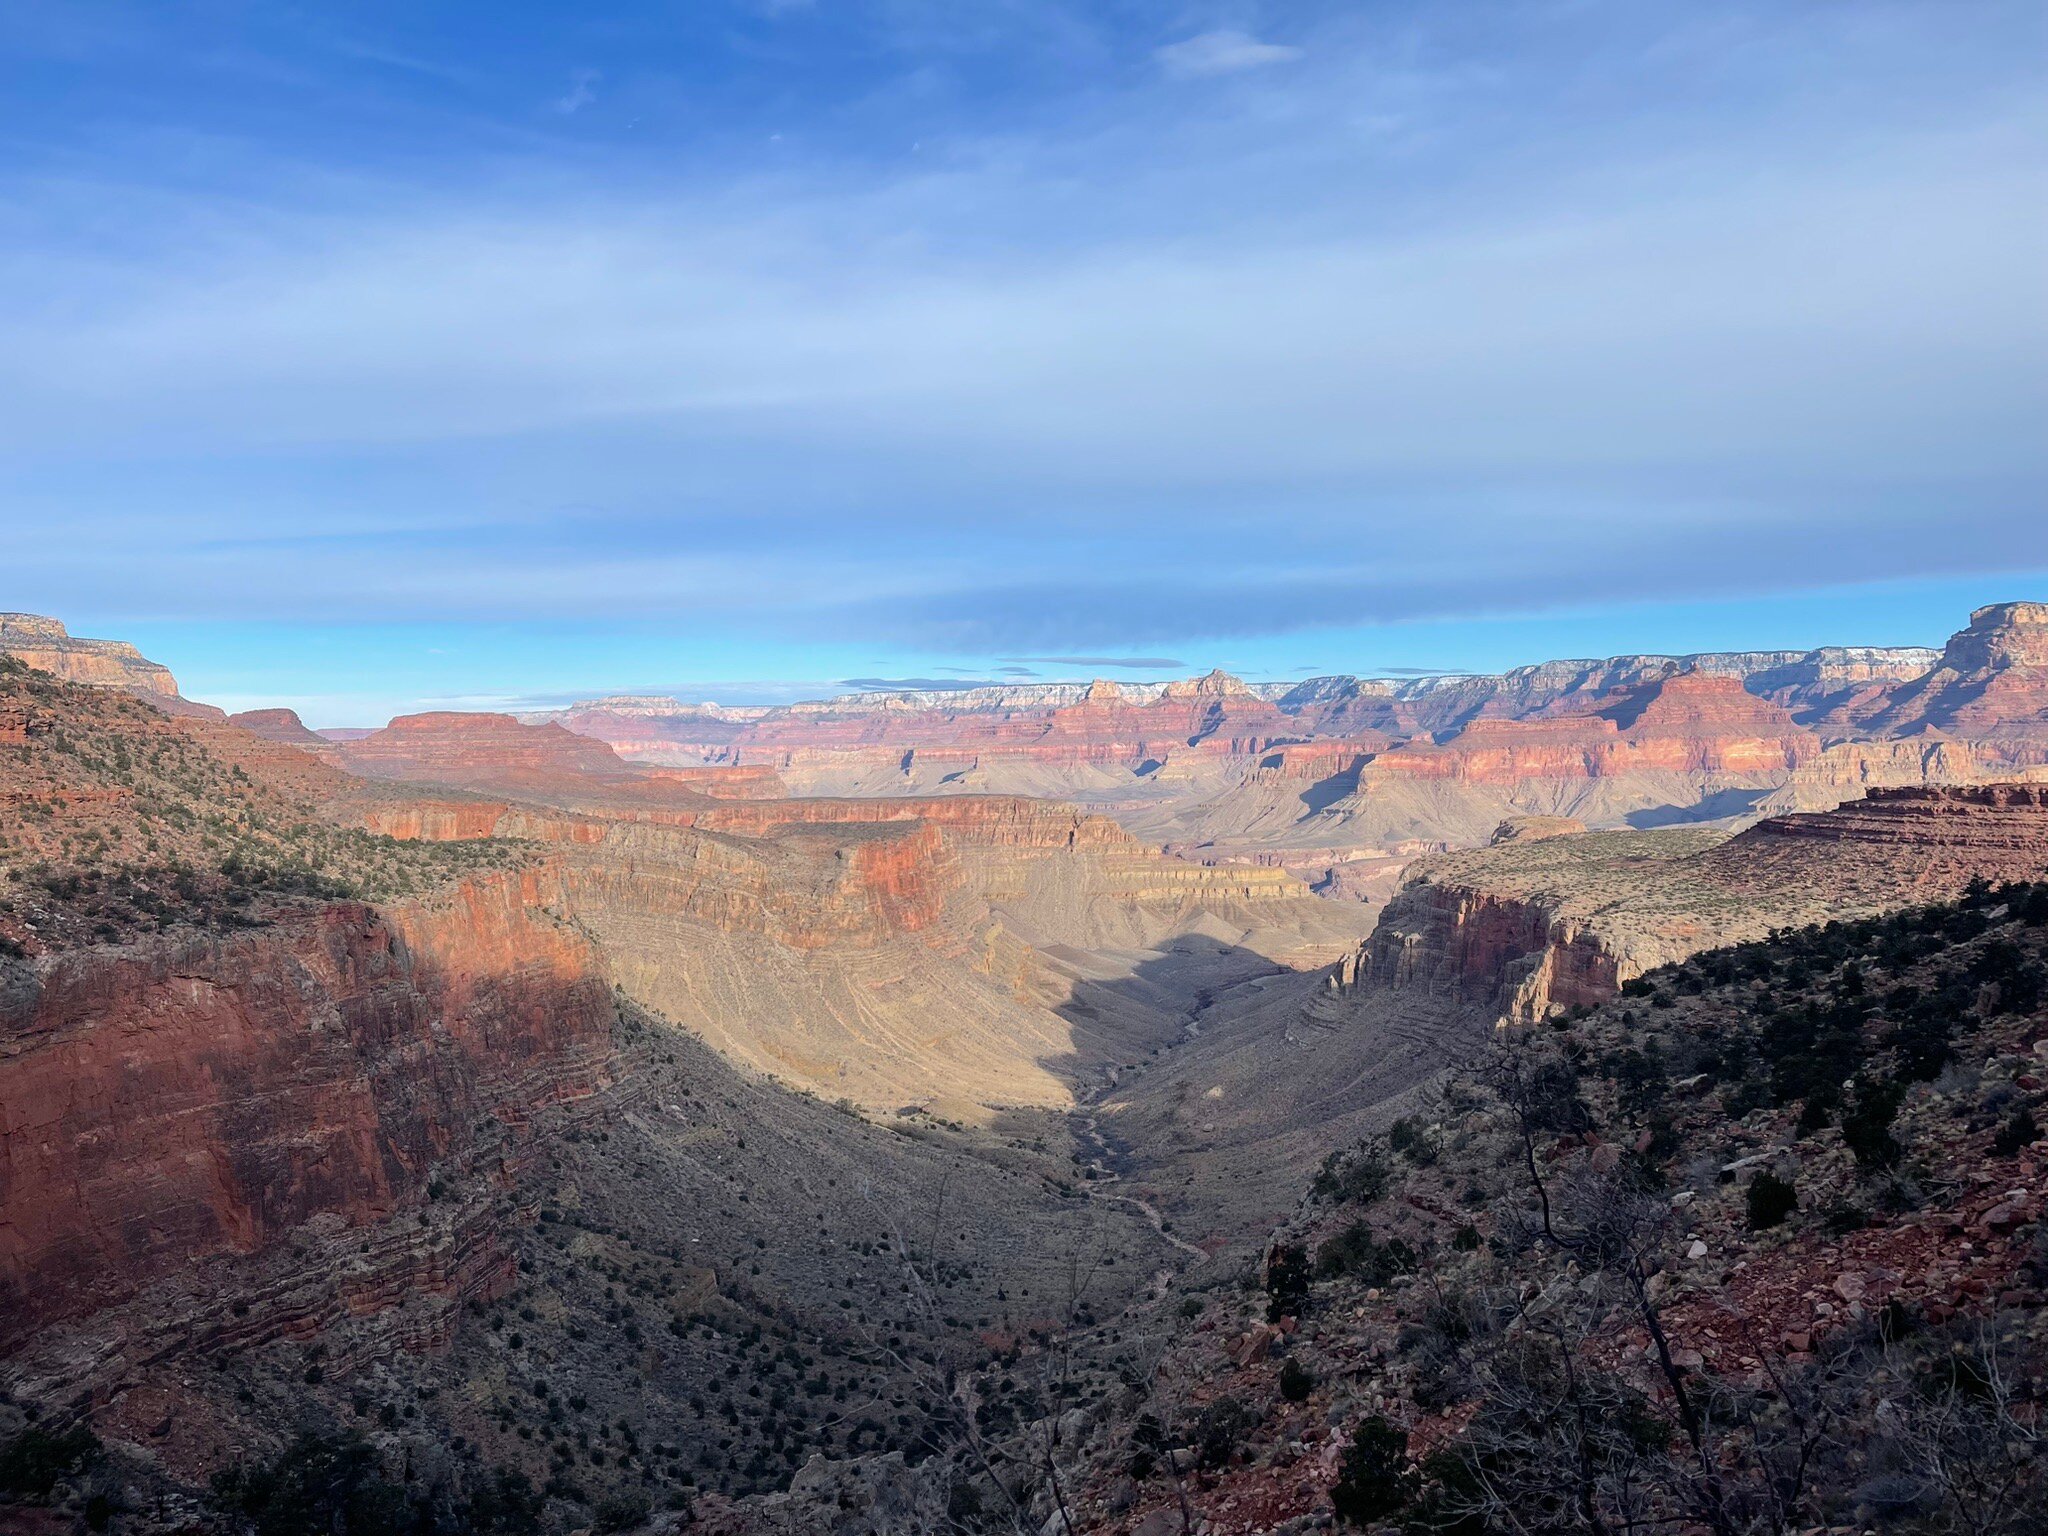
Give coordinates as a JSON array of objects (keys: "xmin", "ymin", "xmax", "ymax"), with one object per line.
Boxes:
[
  {"xmin": 839, "ymin": 676, "xmax": 1010, "ymax": 692},
  {"xmin": 1155, "ymin": 30, "xmax": 1302, "ymax": 79},
  {"xmin": 1000, "ymin": 656, "xmax": 1190, "ymax": 670}
]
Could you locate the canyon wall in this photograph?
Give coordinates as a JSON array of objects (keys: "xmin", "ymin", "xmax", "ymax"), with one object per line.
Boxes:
[
  {"xmin": 345, "ymin": 787, "xmax": 1370, "ymax": 1112},
  {"xmin": 0, "ymin": 864, "xmax": 619, "ymax": 1381},
  {"xmin": 514, "ymin": 604, "xmax": 2047, "ymax": 872},
  {"xmin": 0, "ymin": 613, "xmax": 182, "ymax": 700},
  {"xmin": 334, "ymin": 710, "xmax": 634, "ymax": 787},
  {"xmin": 1852, "ymin": 602, "xmax": 2048, "ymax": 764},
  {"xmin": 1341, "ymin": 784, "xmax": 2048, "ymax": 1024}
]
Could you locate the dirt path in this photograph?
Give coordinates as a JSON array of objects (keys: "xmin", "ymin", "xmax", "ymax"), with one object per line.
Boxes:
[
  {"xmin": 1058, "ymin": 961, "xmax": 1295, "ymax": 1266},
  {"xmin": 1089, "ymin": 1183, "xmax": 1208, "ymax": 1261},
  {"xmin": 1070, "ymin": 1107, "xmax": 1209, "ymax": 1261}
]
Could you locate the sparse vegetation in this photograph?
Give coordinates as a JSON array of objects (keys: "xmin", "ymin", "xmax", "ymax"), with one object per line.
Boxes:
[
  {"xmin": 0, "ymin": 1423, "xmax": 99, "ymax": 1502},
  {"xmin": 1745, "ymin": 1169, "xmax": 1798, "ymax": 1229},
  {"xmin": 0, "ymin": 664, "xmax": 526, "ymax": 952},
  {"xmin": 1118, "ymin": 880, "xmax": 2048, "ymax": 1535}
]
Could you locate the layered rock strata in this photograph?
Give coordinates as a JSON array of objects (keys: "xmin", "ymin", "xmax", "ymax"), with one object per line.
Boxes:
[
  {"xmin": 1344, "ymin": 784, "xmax": 2048, "ymax": 1023},
  {"xmin": 0, "ymin": 613, "xmax": 181, "ymax": 699},
  {"xmin": 0, "ymin": 865, "xmax": 618, "ymax": 1370}
]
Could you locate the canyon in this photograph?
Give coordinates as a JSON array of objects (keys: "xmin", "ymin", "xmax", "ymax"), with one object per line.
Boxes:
[
  {"xmin": 520, "ymin": 603, "xmax": 2046, "ymax": 903},
  {"xmin": 1, "ymin": 605, "xmax": 2044, "ymax": 1534},
  {"xmin": 0, "ymin": 653, "xmax": 1185, "ymax": 1513}
]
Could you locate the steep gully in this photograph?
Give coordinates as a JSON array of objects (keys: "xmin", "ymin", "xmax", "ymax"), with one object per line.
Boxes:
[{"xmin": 1067, "ymin": 968, "xmax": 1285, "ymax": 1265}]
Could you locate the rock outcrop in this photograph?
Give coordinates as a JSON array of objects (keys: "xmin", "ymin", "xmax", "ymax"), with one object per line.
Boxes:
[
  {"xmin": 334, "ymin": 710, "xmax": 633, "ymax": 789},
  {"xmin": 1849, "ymin": 602, "xmax": 2048, "ymax": 765},
  {"xmin": 1343, "ymin": 784, "xmax": 2048, "ymax": 1023},
  {"xmin": 227, "ymin": 706, "xmax": 333, "ymax": 748},
  {"xmin": 1758, "ymin": 735, "xmax": 1984, "ymax": 813},
  {"xmin": 1489, "ymin": 815, "xmax": 1587, "ymax": 845},
  {"xmin": 1712, "ymin": 782, "xmax": 2048, "ymax": 899},
  {"xmin": 0, "ymin": 612, "xmax": 180, "ymax": 698}
]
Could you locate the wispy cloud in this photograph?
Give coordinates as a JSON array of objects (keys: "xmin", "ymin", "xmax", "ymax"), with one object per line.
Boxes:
[
  {"xmin": 1000, "ymin": 655, "xmax": 1189, "ymax": 669},
  {"xmin": 838, "ymin": 676, "xmax": 1008, "ymax": 691},
  {"xmin": 1155, "ymin": 29, "xmax": 1302, "ymax": 79},
  {"xmin": 552, "ymin": 67, "xmax": 599, "ymax": 114}
]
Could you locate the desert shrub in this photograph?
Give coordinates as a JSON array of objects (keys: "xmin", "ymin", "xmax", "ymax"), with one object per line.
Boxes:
[
  {"xmin": 1993, "ymin": 1108, "xmax": 2040, "ymax": 1157},
  {"xmin": 468, "ymin": 1467, "xmax": 544, "ymax": 1534},
  {"xmin": 1125, "ymin": 1414, "xmax": 1166, "ymax": 1479},
  {"xmin": 1315, "ymin": 1222, "xmax": 1418, "ymax": 1286},
  {"xmin": 1878, "ymin": 1297, "xmax": 1920, "ymax": 1345},
  {"xmin": 1279, "ymin": 1358, "xmax": 1315, "ymax": 1403},
  {"xmin": 1842, "ymin": 1078, "xmax": 1906, "ymax": 1171},
  {"xmin": 1518, "ymin": 1056, "xmax": 1595, "ymax": 1135},
  {"xmin": 1192, "ymin": 1396, "xmax": 1253, "ymax": 1470},
  {"xmin": 1606, "ymin": 1043, "xmax": 1670, "ymax": 1116},
  {"xmin": 1821, "ymin": 1201, "xmax": 1868, "ymax": 1235},
  {"xmin": 1266, "ymin": 1241, "xmax": 1312, "ymax": 1321},
  {"xmin": 1330, "ymin": 1416, "xmax": 1416, "ymax": 1527},
  {"xmin": 211, "ymin": 1433, "xmax": 409, "ymax": 1536},
  {"xmin": 1764, "ymin": 1005, "xmax": 1865, "ymax": 1104},
  {"xmin": 0, "ymin": 1423, "xmax": 98, "ymax": 1501},
  {"xmin": 1311, "ymin": 1145, "xmax": 1392, "ymax": 1205},
  {"xmin": 1884, "ymin": 1010, "xmax": 1957, "ymax": 1083},
  {"xmin": 1388, "ymin": 1117, "xmax": 1438, "ymax": 1166},
  {"xmin": 1398, "ymin": 1286, "xmax": 1492, "ymax": 1413},
  {"xmin": 593, "ymin": 1489, "xmax": 652, "ymax": 1532},
  {"xmin": 1746, "ymin": 1171, "xmax": 1798, "ymax": 1230},
  {"xmin": 83, "ymin": 1487, "xmax": 121, "ymax": 1532}
]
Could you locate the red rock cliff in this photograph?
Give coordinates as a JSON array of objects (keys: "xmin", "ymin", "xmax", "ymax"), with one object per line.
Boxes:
[
  {"xmin": 1365, "ymin": 672, "xmax": 1818, "ymax": 784},
  {"xmin": 0, "ymin": 865, "xmax": 618, "ymax": 1358},
  {"xmin": 336, "ymin": 711, "xmax": 632, "ymax": 788}
]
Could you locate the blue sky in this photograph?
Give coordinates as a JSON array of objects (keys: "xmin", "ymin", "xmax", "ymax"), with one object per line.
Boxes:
[{"xmin": 2, "ymin": 2, "xmax": 2043, "ymax": 722}]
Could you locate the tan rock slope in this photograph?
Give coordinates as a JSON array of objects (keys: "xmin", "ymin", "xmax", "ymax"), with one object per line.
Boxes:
[
  {"xmin": 153, "ymin": 690, "xmax": 1361, "ymax": 1114},
  {"xmin": 139, "ymin": 669, "xmax": 1375, "ymax": 1116},
  {"xmin": 358, "ymin": 781, "xmax": 1372, "ymax": 1115}
]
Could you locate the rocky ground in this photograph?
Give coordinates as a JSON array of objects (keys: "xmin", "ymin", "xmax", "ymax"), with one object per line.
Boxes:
[{"xmin": 1049, "ymin": 880, "xmax": 2048, "ymax": 1536}]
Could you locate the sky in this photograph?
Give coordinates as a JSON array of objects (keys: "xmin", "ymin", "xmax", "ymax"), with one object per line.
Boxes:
[{"xmin": 1, "ymin": 1, "xmax": 2043, "ymax": 723}]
